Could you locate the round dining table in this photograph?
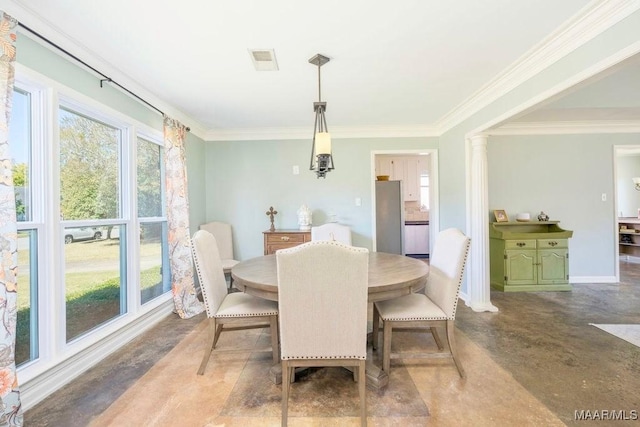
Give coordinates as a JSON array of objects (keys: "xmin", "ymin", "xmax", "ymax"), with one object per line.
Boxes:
[{"xmin": 231, "ymin": 251, "xmax": 429, "ymax": 389}]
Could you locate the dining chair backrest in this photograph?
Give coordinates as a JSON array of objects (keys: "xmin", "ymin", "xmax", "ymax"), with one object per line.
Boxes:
[
  {"xmin": 424, "ymin": 228, "xmax": 470, "ymax": 319},
  {"xmin": 276, "ymin": 240, "xmax": 368, "ymax": 359},
  {"xmin": 310, "ymin": 223, "xmax": 352, "ymax": 245},
  {"xmin": 199, "ymin": 221, "xmax": 235, "ymax": 261},
  {"xmin": 191, "ymin": 230, "xmax": 230, "ymax": 318}
]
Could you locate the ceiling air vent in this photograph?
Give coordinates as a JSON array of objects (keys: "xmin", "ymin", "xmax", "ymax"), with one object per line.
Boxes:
[{"xmin": 249, "ymin": 49, "xmax": 279, "ymax": 71}]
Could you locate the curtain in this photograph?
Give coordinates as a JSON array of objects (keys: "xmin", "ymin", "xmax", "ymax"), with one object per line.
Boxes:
[
  {"xmin": 0, "ymin": 11, "xmax": 23, "ymax": 425},
  {"xmin": 163, "ymin": 116, "xmax": 204, "ymax": 319}
]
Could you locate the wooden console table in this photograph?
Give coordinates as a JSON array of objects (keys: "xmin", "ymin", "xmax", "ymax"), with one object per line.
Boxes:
[{"xmin": 263, "ymin": 229, "xmax": 311, "ymax": 255}]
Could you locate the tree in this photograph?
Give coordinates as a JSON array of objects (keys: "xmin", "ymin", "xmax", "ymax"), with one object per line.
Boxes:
[
  {"xmin": 13, "ymin": 163, "xmax": 28, "ymax": 220},
  {"xmin": 59, "ymin": 110, "xmax": 119, "ymax": 221},
  {"xmin": 137, "ymin": 138, "xmax": 162, "ymax": 218}
]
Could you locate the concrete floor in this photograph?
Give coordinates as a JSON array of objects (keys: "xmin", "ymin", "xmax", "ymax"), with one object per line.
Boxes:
[{"xmin": 25, "ymin": 263, "xmax": 640, "ymax": 426}]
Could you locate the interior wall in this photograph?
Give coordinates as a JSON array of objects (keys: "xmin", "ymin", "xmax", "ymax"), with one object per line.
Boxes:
[
  {"xmin": 488, "ymin": 133, "xmax": 640, "ymax": 280},
  {"xmin": 204, "ymin": 136, "xmax": 438, "ymax": 260}
]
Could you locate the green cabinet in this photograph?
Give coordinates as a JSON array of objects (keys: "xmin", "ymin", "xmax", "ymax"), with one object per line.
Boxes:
[{"xmin": 490, "ymin": 221, "xmax": 572, "ymax": 292}]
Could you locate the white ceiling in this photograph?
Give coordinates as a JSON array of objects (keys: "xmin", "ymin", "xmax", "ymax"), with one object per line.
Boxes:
[{"xmin": 7, "ymin": 0, "xmax": 637, "ymax": 140}]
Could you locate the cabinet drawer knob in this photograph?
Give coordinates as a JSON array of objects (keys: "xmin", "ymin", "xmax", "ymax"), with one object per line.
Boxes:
[
  {"xmin": 280, "ymin": 236, "xmax": 290, "ymax": 241},
  {"xmin": 548, "ymin": 241, "xmax": 558, "ymax": 247},
  {"xmin": 516, "ymin": 242, "xmax": 526, "ymax": 247}
]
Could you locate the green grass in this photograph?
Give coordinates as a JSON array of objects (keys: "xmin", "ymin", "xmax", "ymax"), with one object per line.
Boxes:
[{"xmin": 15, "ymin": 237, "xmax": 169, "ymax": 365}]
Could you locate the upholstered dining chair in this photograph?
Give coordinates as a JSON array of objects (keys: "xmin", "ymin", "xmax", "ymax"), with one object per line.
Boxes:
[
  {"xmin": 191, "ymin": 230, "xmax": 279, "ymax": 375},
  {"xmin": 372, "ymin": 228, "xmax": 470, "ymax": 378},
  {"xmin": 310, "ymin": 223, "xmax": 352, "ymax": 245},
  {"xmin": 199, "ymin": 221, "xmax": 239, "ymax": 292},
  {"xmin": 277, "ymin": 241, "xmax": 369, "ymax": 427}
]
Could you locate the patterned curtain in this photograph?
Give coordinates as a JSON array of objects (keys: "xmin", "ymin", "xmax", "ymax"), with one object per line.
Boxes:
[
  {"xmin": 163, "ymin": 116, "xmax": 204, "ymax": 318},
  {"xmin": 0, "ymin": 11, "xmax": 23, "ymax": 425}
]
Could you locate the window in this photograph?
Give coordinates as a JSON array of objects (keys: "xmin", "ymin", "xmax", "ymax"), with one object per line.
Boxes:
[
  {"xmin": 420, "ymin": 174, "xmax": 430, "ymax": 210},
  {"xmin": 59, "ymin": 107, "xmax": 126, "ymax": 342},
  {"xmin": 137, "ymin": 137, "xmax": 170, "ymax": 304},
  {"xmin": 12, "ymin": 88, "xmax": 38, "ymax": 366},
  {"xmin": 13, "ymin": 74, "xmax": 171, "ymax": 380}
]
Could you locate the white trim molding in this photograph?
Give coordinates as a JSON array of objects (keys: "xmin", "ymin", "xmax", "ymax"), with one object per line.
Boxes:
[
  {"xmin": 488, "ymin": 120, "xmax": 640, "ymax": 135},
  {"xmin": 20, "ymin": 301, "xmax": 176, "ymax": 411},
  {"xmin": 205, "ymin": 125, "xmax": 441, "ymax": 142},
  {"xmin": 437, "ymin": 0, "xmax": 640, "ymax": 134}
]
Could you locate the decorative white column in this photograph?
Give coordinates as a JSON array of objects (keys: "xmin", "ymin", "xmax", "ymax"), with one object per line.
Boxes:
[{"xmin": 468, "ymin": 134, "xmax": 498, "ymax": 312}]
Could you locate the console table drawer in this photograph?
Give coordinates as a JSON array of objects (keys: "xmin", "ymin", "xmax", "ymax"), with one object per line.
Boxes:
[
  {"xmin": 505, "ymin": 240, "xmax": 536, "ymax": 250},
  {"xmin": 265, "ymin": 233, "xmax": 307, "ymax": 244},
  {"xmin": 538, "ymin": 238, "xmax": 568, "ymax": 249},
  {"xmin": 263, "ymin": 230, "xmax": 311, "ymax": 255}
]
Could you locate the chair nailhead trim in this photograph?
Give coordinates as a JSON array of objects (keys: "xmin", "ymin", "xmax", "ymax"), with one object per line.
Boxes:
[{"xmin": 216, "ymin": 312, "xmax": 278, "ymax": 318}]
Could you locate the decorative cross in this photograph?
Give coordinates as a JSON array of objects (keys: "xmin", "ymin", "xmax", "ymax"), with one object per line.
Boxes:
[{"xmin": 266, "ymin": 206, "xmax": 278, "ymax": 232}]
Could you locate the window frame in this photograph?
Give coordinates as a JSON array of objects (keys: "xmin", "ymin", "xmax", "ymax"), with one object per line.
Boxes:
[{"xmin": 14, "ymin": 65, "xmax": 172, "ymax": 384}]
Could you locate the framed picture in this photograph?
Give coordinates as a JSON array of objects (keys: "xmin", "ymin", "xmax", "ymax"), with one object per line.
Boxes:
[{"xmin": 494, "ymin": 210, "xmax": 508, "ymax": 223}]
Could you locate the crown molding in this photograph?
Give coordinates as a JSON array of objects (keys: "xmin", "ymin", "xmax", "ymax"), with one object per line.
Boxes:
[
  {"xmin": 205, "ymin": 125, "xmax": 440, "ymax": 141},
  {"xmin": 435, "ymin": 0, "xmax": 640, "ymax": 135},
  {"xmin": 487, "ymin": 120, "xmax": 640, "ymax": 136}
]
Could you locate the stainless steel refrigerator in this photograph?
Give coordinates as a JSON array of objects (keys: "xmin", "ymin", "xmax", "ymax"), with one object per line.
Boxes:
[{"xmin": 375, "ymin": 180, "xmax": 404, "ymax": 254}]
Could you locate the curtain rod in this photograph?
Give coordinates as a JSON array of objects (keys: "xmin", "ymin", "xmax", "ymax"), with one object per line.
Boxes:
[{"xmin": 18, "ymin": 22, "xmax": 191, "ymax": 132}]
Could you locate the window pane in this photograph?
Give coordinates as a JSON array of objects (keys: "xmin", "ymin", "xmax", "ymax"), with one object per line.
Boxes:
[
  {"xmin": 137, "ymin": 138, "xmax": 163, "ymax": 217},
  {"xmin": 59, "ymin": 108, "xmax": 120, "ymax": 220},
  {"xmin": 65, "ymin": 225, "xmax": 126, "ymax": 342},
  {"xmin": 140, "ymin": 222, "xmax": 170, "ymax": 304},
  {"xmin": 420, "ymin": 174, "xmax": 429, "ymax": 210},
  {"xmin": 11, "ymin": 88, "xmax": 31, "ymax": 222},
  {"xmin": 16, "ymin": 229, "xmax": 38, "ymax": 366}
]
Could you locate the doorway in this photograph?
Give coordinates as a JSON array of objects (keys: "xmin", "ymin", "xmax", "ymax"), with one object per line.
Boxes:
[
  {"xmin": 614, "ymin": 146, "xmax": 640, "ymax": 281},
  {"xmin": 371, "ymin": 149, "xmax": 439, "ymax": 256}
]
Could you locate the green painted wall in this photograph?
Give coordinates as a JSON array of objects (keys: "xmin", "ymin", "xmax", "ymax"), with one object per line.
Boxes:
[{"xmin": 204, "ymin": 137, "xmax": 438, "ymax": 260}]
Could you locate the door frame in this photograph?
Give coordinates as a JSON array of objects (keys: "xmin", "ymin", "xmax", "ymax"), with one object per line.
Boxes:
[
  {"xmin": 613, "ymin": 145, "xmax": 640, "ymax": 282},
  {"xmin": 370, "ymin": 149, "xmax": 439, "ymax": 253}
]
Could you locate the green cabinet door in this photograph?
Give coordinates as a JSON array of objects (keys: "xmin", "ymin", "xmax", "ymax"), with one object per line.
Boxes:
[
  {"xmin": 537, "ymin": 249, "xmax": 568, "ymax": 284},
  {"xmin": 505, "ymin": 250, "xmax": 537, "ymax": 285}
]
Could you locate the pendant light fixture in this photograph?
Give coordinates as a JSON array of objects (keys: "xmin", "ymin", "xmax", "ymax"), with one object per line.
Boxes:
[{"xmin": 308, "ymin": 53, "xmax": 333, "ymax": 178}]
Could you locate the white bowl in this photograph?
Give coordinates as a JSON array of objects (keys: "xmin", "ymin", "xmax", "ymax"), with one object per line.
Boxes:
[{"xmin": 516, "ymin": 213, "xmax": 530, "ymax": 222}]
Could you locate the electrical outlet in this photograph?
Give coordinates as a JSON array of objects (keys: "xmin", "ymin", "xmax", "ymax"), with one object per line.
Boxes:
[{"xmin": 601, "ymin": 193, "xmax": 607, "ymax": 202}]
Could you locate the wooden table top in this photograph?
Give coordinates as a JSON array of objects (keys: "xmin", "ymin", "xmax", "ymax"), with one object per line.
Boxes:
[{"xmin": 231, "ymin": 252, "xmax": 429, "ymax": 302}]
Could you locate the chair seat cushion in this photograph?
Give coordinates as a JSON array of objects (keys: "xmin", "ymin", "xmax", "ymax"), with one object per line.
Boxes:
[
  {"xmin": 221, "ymin": 259, "xmax": 240, "ymax": 272},
  {"xmin": 215, "ymin": 292, "xmax": 278, "ymax": 318},
  {"xmin": 375, "ymin": 293, "xmax": 449, "ymax": 321}
]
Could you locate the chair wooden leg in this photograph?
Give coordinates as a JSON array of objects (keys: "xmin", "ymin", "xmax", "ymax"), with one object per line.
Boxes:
[
  {"xmin": 270, "ymin": 315, "xmax": 280, "ymax": 364},
  {"xmin": 382, "ymin": 320, "xmax": 393, "ymax": 373},
  {"xmin": 358, "ymin": 360, "xmax": 367, "ymax": 427},
  {"xmin": 197, "ymin": 319, "xmax": 216, "ymax": 375},
  {"xmin": 446, "ymin": 320, "xmax": 465, "ymax": 378},
  {"xmin": 372, "ymin": 304, "xmax": 380, "ymax": 351},
  {"xmin": 430, "ymin": 326, "xmax": 444, "ymax": 351},
  {"xmin": 212, "ymin": 322, "xmax": 224, "ymax": 348},
  {"xmin": 282, "ymin": 360, "xmax": 290, "ymax": 427}
]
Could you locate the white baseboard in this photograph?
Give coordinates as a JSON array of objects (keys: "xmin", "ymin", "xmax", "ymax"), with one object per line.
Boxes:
[
  {"xmin": 619, "ymin": 254, "xmax": 640, "ymax": 264},
  {"xmin": 570, "ymin": 276, "xmax": 618, "ymax": 284},
  {"xmin": 20, "ymin": 300, "xmax": 175, "ymax": 411}
]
